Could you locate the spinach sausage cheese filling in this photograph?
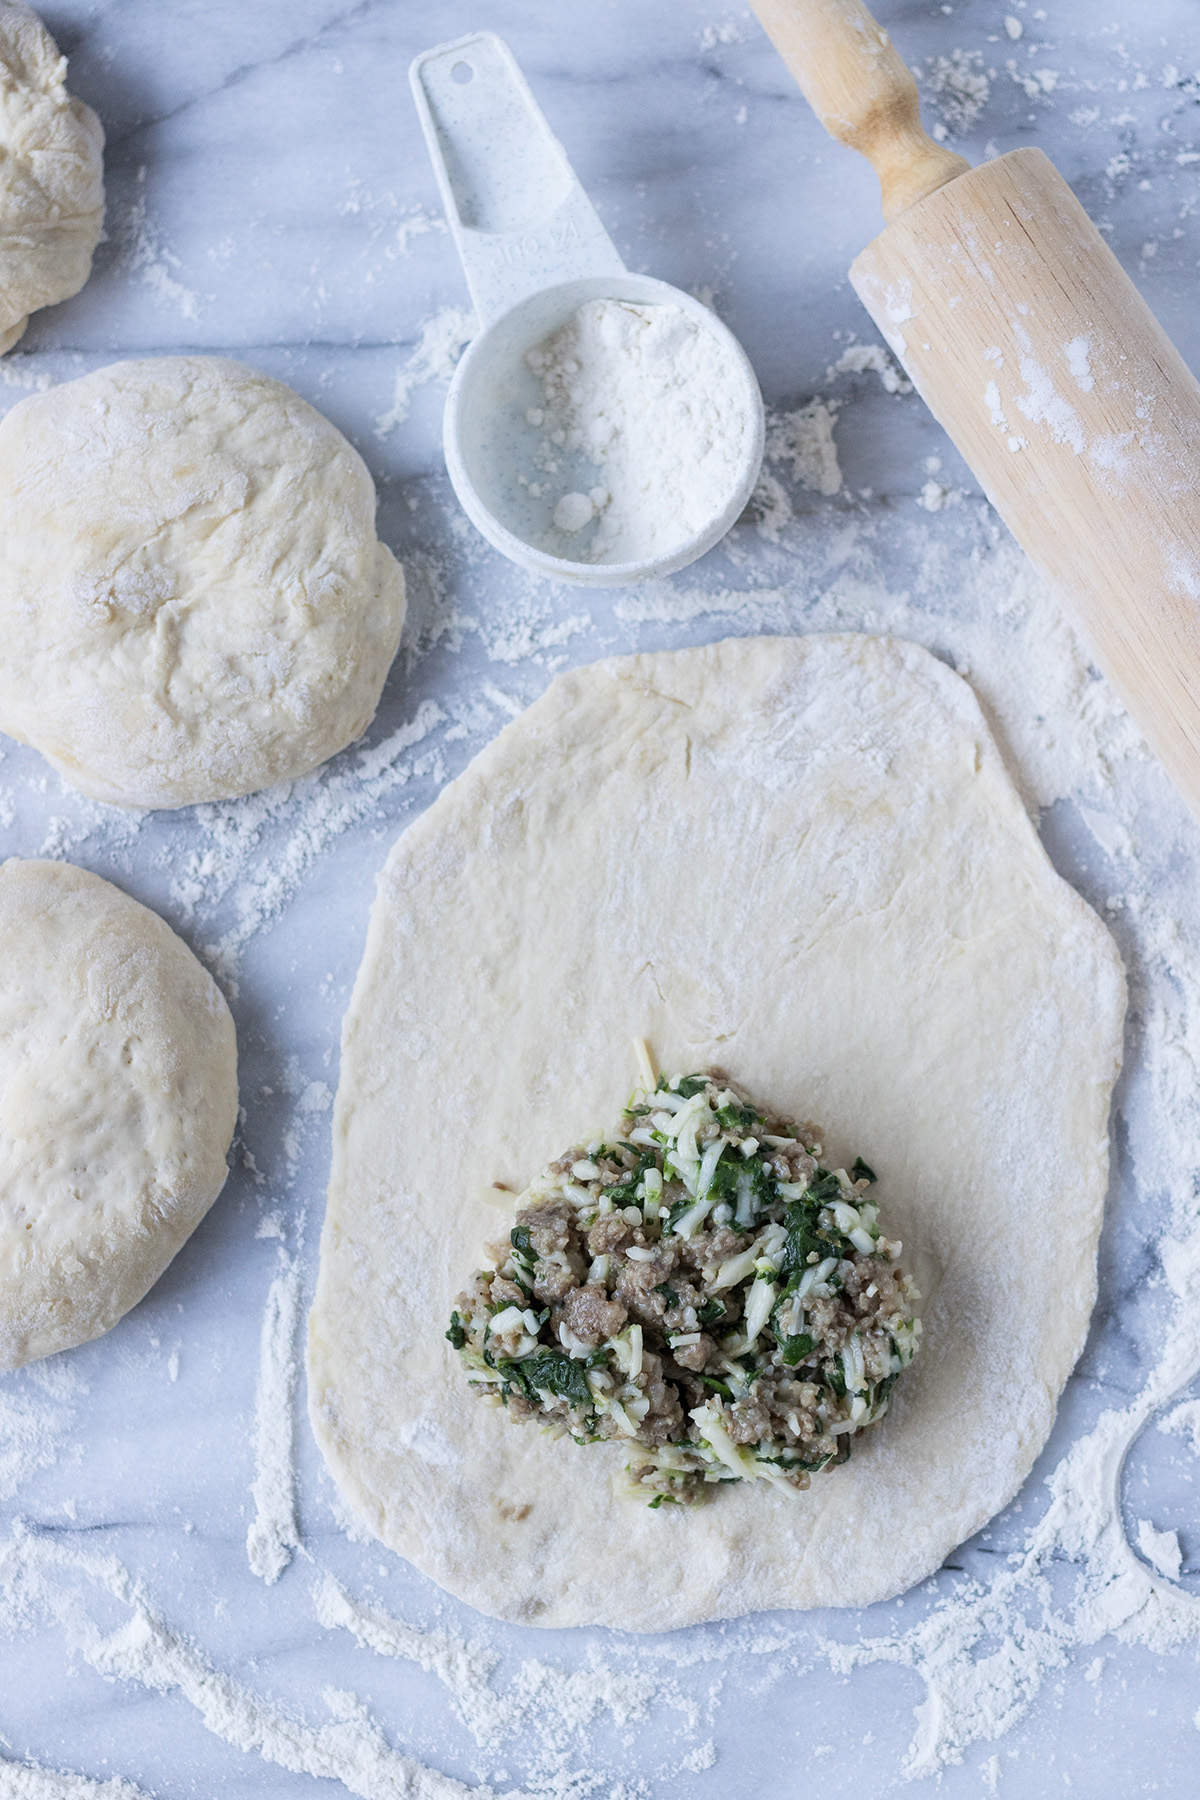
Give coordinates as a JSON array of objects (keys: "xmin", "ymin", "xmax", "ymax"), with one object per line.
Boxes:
[{"xmin": 448, "ymin": 1066, "xmax": 921, "ymax": 1505}]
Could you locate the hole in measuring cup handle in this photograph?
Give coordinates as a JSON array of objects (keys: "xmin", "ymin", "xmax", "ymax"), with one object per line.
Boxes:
[{"xmin": 451, "ymin": 60, "xmax": 474, "ymax": 84}]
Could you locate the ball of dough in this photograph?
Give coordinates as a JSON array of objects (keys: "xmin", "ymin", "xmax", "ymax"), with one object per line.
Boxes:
[
  {"xmin": 0, "ymin": 1, "xmax": 105, "ymax": 354},
  {"xmin": 0, "ymin": 859, "xmax": 238, "ymax": 1370},
  {"xmin": 0, "ymin": 356, "xmax": 408, "ymax": 808}
]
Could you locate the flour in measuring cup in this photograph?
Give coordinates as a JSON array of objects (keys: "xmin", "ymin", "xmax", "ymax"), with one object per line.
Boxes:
[{"xmin": 521, "ymin": 298, "xmax": 752, "ymax": 564}]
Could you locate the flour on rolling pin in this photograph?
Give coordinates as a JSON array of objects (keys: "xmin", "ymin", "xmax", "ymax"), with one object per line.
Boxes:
[
  {"xmin": 750, "ymin": 0, "xmax": 1200, "ymax": 825},
  {"xmin": 517, "ymin": 298, "xmax": 755, "ymax": 564}
]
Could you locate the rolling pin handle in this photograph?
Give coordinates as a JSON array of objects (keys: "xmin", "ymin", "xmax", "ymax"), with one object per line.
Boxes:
[{"xmin": 750, "ymin": 0, "xmax": 969, "ymax": 220}]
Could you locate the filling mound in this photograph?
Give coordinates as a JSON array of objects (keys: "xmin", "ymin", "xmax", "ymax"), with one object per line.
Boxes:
[{"xmin": 448, "ymin": 1068, "xmax": 920, "ymax": 1504}]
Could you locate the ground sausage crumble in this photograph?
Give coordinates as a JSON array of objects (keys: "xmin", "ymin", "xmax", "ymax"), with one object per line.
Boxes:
[{"xmin": 448, "ymin": 1068, "xmax": 921, "ymax": 1504}]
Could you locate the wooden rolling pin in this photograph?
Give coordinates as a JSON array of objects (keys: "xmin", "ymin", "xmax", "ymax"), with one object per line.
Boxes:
[{"xmin": 753, "ymin": 0, "xmax": 1200, "ymax": 823}]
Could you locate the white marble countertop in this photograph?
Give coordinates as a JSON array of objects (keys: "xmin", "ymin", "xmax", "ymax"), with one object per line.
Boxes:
[{"xmin": 4, "ymin": 2, "xmax": 1200, "ymax": 1795}]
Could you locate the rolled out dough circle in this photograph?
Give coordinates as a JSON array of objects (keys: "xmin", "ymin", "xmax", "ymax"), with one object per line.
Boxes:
[
  {"xmin": 0, "ymin": 356, "xmax": 407, "ymax": 808},
  {"xmin": 0, "ymin": 858, "xmax": 238, "ymax": 1370},
  {"xmin": 308, "ymin": 635, "xmax": 1125, "ymax": 1630}
]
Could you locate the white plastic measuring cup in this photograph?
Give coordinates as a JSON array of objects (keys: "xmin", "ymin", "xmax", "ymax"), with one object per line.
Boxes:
[{"xmin": 409, "ymin": 33, "xmax": 765, "ymax": 587}]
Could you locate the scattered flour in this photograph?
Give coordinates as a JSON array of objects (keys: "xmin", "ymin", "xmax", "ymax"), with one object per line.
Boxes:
[
  {"xmin": 680, "ymin": 1742, "xmax": 716, "ymax": 1773},
  {"xmin": 314, "ymin": 1570, "xmax": 505, "ymax": 1744},
  {"xmin": 697, "ymin": 22, "xmax": 744, "ymax": 51},
  {"xmin": 375, "ymin": 307, "xmax": 475, "ymax": 437},
  {"xmin": 483, "ymin": 610, "xmax": 591, "ymax": 667},
  {"xmin": 1009, "ymin": 61, "xmax": 1061, "ymax": 101},
  {"xmin": 394, "ymin": 208, "xmax": 448, "ymax": 257},
  {"xmin": 825, "ymin": 1213, "xmax": 1200, "ymax": 1775},
  {"xmin": 120, "ymin": 173, "xmax": 200, "ymax": 321},
  {"xmin": 170, "ymin": 697, "xmax": 447, "ymax": 981},
  {"xmin": 750, "ymin": 387, "xmax": 858, "ymax": 540},
  {"xmin": 0, "ymin": 1524, "xmax": 516, "ymax": 1800},
  {"xmin": 6, "ymin": 415, "xmax": 1200, "ymax": 1793},
  {"xmin": 0, "ymin": 1362, "xmax": 85, "ymax": 1501},
  {"xmin": 1135, "ymin": 1518, "xmax": 1183, "ymax": 1580},
  {"xmin": 827, "ymin": 342, "xmax": 912, "ymax": 394},
  {"xmin": 0, "ymin": 1391, "xmax": 67, "ymax": 1502},
  {"xmin": 748, "ymin": 470, "xmax": 794, "ymax": 544},
  {"xmin": 245, "ymin": 1253, "xmax": 302, "ymax": 1585},
  {"xmin": 1160, "ymin": 1396, "xmax": 1200, "ymax": 1453},
  {"xmin": 921, "ymin": 49, "xmax": 990, "ymax": 137},
  {"xmin": 763, "ymin": 400, "xmax": 841, "ymax": 496},
  {"xmin": 0, "ymin": 1756, "xmax": 152, "ymax": 1798},
  {"xmin": 314, "ymin": 1572, "xmax": 700, "ymax": 1792},
  {"xmin": 521, "ymin": 299, "xmax": 753, "ymax": 564},
  {"xmin": 0, "ymin": 357, "xmax": 55, "ymax": 394}
]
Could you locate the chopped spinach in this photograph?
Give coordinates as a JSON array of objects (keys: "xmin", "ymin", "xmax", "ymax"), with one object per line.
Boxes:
[
  {"xmin": 698, "ymin": 1374, "xmax": 734, "ymax": 1400},
  {"xmin": 781, "ymin": 1332, "xmax": 815, "ymax": 1365},
  {"xmin": 874, "ymin": 1369, "xmax": 900, "ymax": 1405},
  {"xmin": 806, "ymin": 1170, "xmax": 843, "ymax": 1206},
  {"xmin": 696, "ymin": 1298, "xmax": 726, "ymax": 1327},
  {"xmin": 445, "ymin": 1311, "xmax": 466, "ymax": 1350},
  {"xmin": 673, "ymin": 1074, "xmax": 708, "ymax": 1099},
  {"xmin": 509, "ymin": 1225, "xmax": 538, "ymax": 1265},
  {"xmin": 780, "ymin": 1201, "xmax": 828, "ymax": 1277},
  {"xmin": 525, "ymin": 1350, "xmax": 592, "ymax": 1406},
  {"xmin": 604, "ymin": 1149, "xmax": 659, "ymax": 1206},
  {"xmin": 851, "ymin": 1155, "xmax": 877, "ymax": 1184},
  {"xmin": 665, "ymin": 1194, "xmax": 696, "ymax": 1230},
  {"xmin": 654, "ymin": 1282, "xmax": 682, "ymax": 1309},
  {"xmin": 500, "ymin": 1349, "xmax": 593, "ymax": 1411}
]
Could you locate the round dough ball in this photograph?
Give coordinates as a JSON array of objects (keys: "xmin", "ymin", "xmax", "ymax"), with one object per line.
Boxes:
[
  {"xmin": 0, "ymin": 356, "xmax": 408, "ymax": 808},
  {"xmin": 0, "ymin": 1, "xmax": 105, "ymax": 354},
  {"xmin": 0, "ymin": 858, "xmax": 238, "ymax": 1370}
]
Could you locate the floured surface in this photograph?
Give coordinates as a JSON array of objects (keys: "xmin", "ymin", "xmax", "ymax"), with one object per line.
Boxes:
[
  {"xmin": 3, "ymin": 0, "xmax": 1200, "ymax": 1790},
  {"xmin": 309, "ymin": 635, "xmax": 1124, "ymax": 1629}
]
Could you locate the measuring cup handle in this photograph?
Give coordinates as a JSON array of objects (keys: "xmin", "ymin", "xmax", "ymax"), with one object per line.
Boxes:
[{"xmin": 410, "ymin": 32, "xmax": 628, "ymax": 326}]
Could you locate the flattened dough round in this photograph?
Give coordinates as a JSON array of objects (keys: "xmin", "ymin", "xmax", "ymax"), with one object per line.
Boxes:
[
  {"xmin": 0, "ymin": 1, "xmax": 104, "ymax": 355},
  {"xmin": 0, "ymin": 859, "xmax": 238, "ymax": 1370},
  {"xmin": 308, "ymin": 636, "xmax": 1125, "ymax": 1630},
  {"xmin": 0, "ymin": 357, "xmax": 407, "ymax": 808}
]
